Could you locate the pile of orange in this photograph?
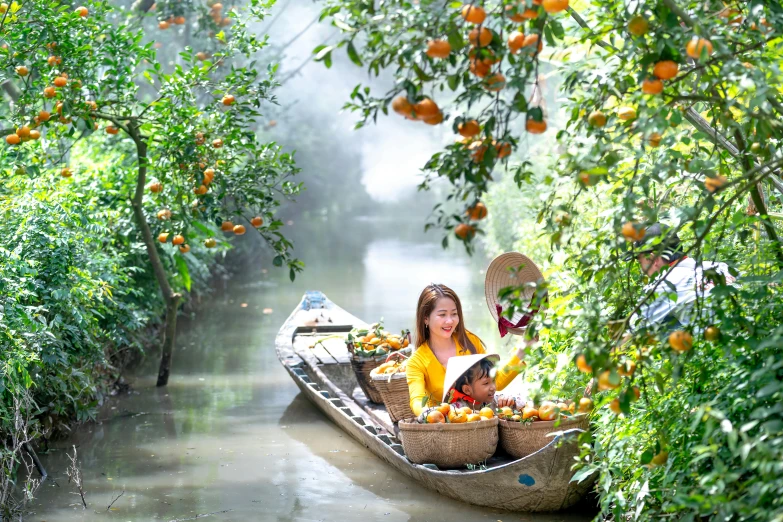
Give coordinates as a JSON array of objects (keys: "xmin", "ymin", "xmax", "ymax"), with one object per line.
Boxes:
[
  {"xmin": 349, "ymin": 323, "xmax": 411, "ymax": 357},
  {"xmin": 496, "ymin": 399, "xmax": 591, "ymax": 422},
  {"xmin": 422, "ymin": 403, "xmax": 496, "ymax": 424}
]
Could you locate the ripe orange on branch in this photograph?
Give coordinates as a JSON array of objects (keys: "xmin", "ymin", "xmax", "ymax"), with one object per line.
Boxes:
[
  {"xmin": 391, "ymin": 96, "xmax": 415, "ymax": 119},
  {"xmin": 222, "ymin": 94, "xmax": 235, "ymax": 106},
  {"xmin": 15, "ymin": 65, "xmax": 29, "ymax": 76},
  {"xmin": 204, "ymin": 238, "xmax": 217, "ymax": 248},
  {"xmin": 149, "ymin": 182, "xmax": 163, "ymax": 193},
  {"xmin": 653, "ymin": 60, "xmax": 679, "ymax": 80},
  {"xmin": 454, "ymin": 223, "xmax": 476, "ymax": 240},
  {"xmin": 458, "ymin": 119, "xmax": 480, "ymax": 138},
  {"xmin": 425, "ymin": 39, "xmax": 451, "ymax": 59},
  {"xmin": 705, "ymin": 174, "xmax": 727, "ymax": 193},
  {"xmin": 627, "ymin": 15, "xmax": 648, "ymax": 36},
  {"xmin": 251, "ymin": 216, "xmax": 263, "ymax": 227},
  {"xmin": 6, "ymin": 134, "xmax": 21, "ymax": 145},
  {"xmin": 617, "ymin": 106, "xmax": 636, "ymax": 121},
  {"xmin": 460, "ymin": 4, "xmax": 486, "ymax": 24},
  {"xmin": 172, "ymin": 235, "xmax": 185, "ymax": 246},
  {"xmin": 542, "ymin": 0, "xmax": 568, "ymax": 14},
  {"xmin": 468, "ymin": 27, "xmax": 492, "ymax": 47},
  {"xmin": 598, "ymin": 370, "xmax": 619, "ymax": 391},
  {"xmin": 686, "ymin": 37, "xmax": 713, "ymax": 59},
  {"xmin": 669, "ymin": 330, "xmax": 693, "ymax": 352},
  {"xmin": 467, "ymin": 202, "xmax": 488, "ymax": 220},
  {"xmin": 233, "ymin": 224, "xmax": 246, "ymax": 235},
  {"xmin": 525, "ymin": 118, "xmax": 547, "ymax": 134},
  {"xmin": 508, "ymin": 31, "xmax": 525, "ymax": 54},
  {"xmin": 575, "ymin": 354, "xmax": 592, "ymax": 373},
  {"xmin": 484, "ymin": 73, "xmax": 505, "ymax": 91},
  {"xmin": 44, "ymin": 86, "xmax": 56, "ymax": 98},
  {"xmin": 621, "ymin": 221, "xmax": 645, "ymax": 241},
  {"xmin": 53, "ymin": 76, "xmax": 67, "ymax": 87},
  {"xmin": 641, "ymin": 78, "xmax": 663, "ymax": 95},
  {"xmin": 587, "ymin": 110, "xmax": 606, "ymax": 127},
  {"xmin": 106, "ymin": 125, "xmax": 120, "ymax": 135},
  {"xmin": 60, "ymin": 167, "xmax": 72, "ymax": 178},
  {"xmin": 75, "ymin": 5, "xmax": 88, "ymax": 16},
  {"xmin": 414, "ymin": 98, "xmax": 439, "ymax": 119},
  {"xmin": 521, "ymin": 34, "xmax": 542, "ymax": 54}
]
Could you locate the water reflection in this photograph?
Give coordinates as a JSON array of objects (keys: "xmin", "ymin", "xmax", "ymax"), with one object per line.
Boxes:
[{"xmin": 28, "ymin": 214, "xmax": 594, "ymax": 521}]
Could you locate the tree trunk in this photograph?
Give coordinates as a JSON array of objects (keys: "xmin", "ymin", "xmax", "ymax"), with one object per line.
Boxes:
[{"xmin": 127, "ymin": 120, "xmax": 181, "ymax": 387}]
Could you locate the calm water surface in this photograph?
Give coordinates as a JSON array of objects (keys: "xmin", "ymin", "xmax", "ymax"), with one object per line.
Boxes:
[{"xmin": 29, "ymin": 213, "xmax": 593, "ymax": 522}]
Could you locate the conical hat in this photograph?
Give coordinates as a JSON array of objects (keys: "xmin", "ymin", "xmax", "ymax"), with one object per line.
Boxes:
[
  {"xmin": 442, "ymin": 353, "xmax": 500, "ymax": 403},
  {"xmin": 484, "ymin": 252, "xmax": 545, "ymax": 336}
]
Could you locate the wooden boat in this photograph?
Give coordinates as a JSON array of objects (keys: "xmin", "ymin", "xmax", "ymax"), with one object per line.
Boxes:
[{"xmin": 276, "ymin": 291, "xmax": 596, "ymax": 512}]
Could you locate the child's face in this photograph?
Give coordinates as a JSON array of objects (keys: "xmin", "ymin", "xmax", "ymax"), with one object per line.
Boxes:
[{"xmin": 463, "ymin": 373, "xmax": 496, "ymax": 404}]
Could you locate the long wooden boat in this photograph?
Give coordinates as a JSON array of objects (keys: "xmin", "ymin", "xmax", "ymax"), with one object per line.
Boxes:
[{"xmin": 276, "ymin": 291, "xmax": 595, "ymax": 512}]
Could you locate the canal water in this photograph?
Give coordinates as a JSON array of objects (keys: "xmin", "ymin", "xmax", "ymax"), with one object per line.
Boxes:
[{"xmin": 28, "ymin": 212, "xmax": 593, "ymax": 521}]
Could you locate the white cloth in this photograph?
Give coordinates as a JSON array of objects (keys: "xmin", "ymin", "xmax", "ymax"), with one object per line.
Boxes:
[{"xmin": 632, "ymin": 258, "xmax": 735, "ymax": 329}]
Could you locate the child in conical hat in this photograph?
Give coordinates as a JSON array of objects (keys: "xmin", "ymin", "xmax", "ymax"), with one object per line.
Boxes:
[{"xmin": 442, "ymin": 353, "xmax": 519, "ymax": 411}]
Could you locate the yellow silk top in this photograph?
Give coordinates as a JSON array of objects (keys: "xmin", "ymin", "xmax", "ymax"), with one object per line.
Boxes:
[{"xmin": 406, "ymin": 331, "xmax": 523, "ymax": 416}]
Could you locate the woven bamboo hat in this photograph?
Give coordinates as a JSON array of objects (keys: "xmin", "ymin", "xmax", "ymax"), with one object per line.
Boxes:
[
  {"xmin": 484, "ymin": 252, "xmax": 545, "ymax": 336},
  {"xmin": 442, "ymin": 353, "xmax": 500, "ymax": 403}
]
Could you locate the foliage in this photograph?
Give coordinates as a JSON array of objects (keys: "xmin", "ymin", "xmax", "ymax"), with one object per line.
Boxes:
[{"xmin": 316, "ymin": 0, "xmax": 783, "ymax": 518}]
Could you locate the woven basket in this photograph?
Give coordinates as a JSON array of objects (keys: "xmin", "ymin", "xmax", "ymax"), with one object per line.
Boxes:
[
  {"xmin": 398, "ymin": 418, "xmax": 499, "ymax": 469},
  {"xmin": 371, "ymin": 370, "xmax": 413, "ymax": 423},
  {"xmin": 498, "ymin": 415, "xmax": 589, "ymax": 459},
  {"xmin": 350, "ymin": 355, "xmax": 386, "ymax": 403}
]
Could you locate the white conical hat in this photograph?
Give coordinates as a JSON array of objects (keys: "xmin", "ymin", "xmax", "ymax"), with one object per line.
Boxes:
[
  {"xmin": 484, "ymin": 252, "xmax": 545, "ymax": 336},
  {"xmin": 441, "ymin": 353, "xmax": 500, "ymax": 403}
]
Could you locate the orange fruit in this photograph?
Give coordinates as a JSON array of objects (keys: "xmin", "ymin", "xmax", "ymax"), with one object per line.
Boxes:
[
  {"xmin": 157, "ymin": 209, "xmax": 172, "ymax": 220},
  {"xmin": 587, "ymin": 110, "xmax": 606, "ymax": 127},
  {"xmin": 617, "ymin": 360, "xmax": 636, "ymax": 377},
  {"xmin": 479, "ymin": 407, "xmax": 494, "ymax": 419},
  {"xmin": 468, "ymin": 140, "xmax": 486, "ymax": 161},
  {"xmin": 204, "ymin": 238, "xmax": 217, "ymax": 248},
  {"xmin": 542, "ymin": 0, "xmax": 568, "ymax": 13},
  {"xmin": 631, "ymin": 386, "xmax": 641, "ymax": 401},
  {"xmin": 60, "ymin": 167, "xmax": 72, "ymax": 177},
  {"xmin": 233, "ymin": 224, "xmax": 246, "ymax": 235},
  {"xmin": 495, "ymin": 141, "xmax": 511, "ymax": 159},
  {"xmin": 44, "ymin": 86, "xmax": 56, "ymax": 98},
  {"xmin": 55, "ymin": 102, "xmax": 64, "ymax": 114},
  {"xmin": 469, "ymin": 59, "xmax": 491, "ymax": 78},
  {"xmin": 212, "ymin": 138, "xmax": 223, "ymax": 148},
  {"xmin": 577, "ymin": 397, "xmax": 593, "ymax": 413},
  {"xmin": 196, "ymin": 52, "xmax": 209, "ymax": 61},
  {"xmin": 15, "ymin": 126, "xmax": 30, "ymax": 139},
  {"xmin": 578, "ymin": 171, "xmax": 592, "ymax": 185},
  {"xmin": 221, "ymin": 221, "xmax": 234, "ymax": 232},
  {"xmin": 222, "ymin": 94, "xmax": 235, "ymax": 106},
  {"xmin": 29, "ymin": 130, "xmax": 40, "ymax": 140},
  {"xmin": 251, "ymin": 216, "xmax": 263, "ymax": 227},
  {"xmin": 460, "ymin": 4, "xmax": 486, "ymax": 24},
  {"xmin": 426, "ymin": 410, "xmax": 446, "ymax": 423},
  {"xmin": 508, "ymin": 31, "xmax": 525, "ymax": 53},
  {"xmin": 641, "ymin": 78, "xmax": 663, "ymax": 94},
  {"xmin": 106, "ymin": 125, "xmax": 120, "ymax": 135},
  {"xmin": 47, "ymin": 56, "xmax": 61, "ymax": 66},
  {"xmin": 195, "ymin": 132, "xmax": 205, "ymax": 145},
  {"xmin": 627, "ymin": 15, "xmax": 648, "ymax": 36},
  {"xmin": 15, "ymin": 65, "xmax": 29, "ymax": 76},
  {"xmin": 575, "ymin": 354, "xmax": 592, "ymax": 373},
  {"xmin": 521, "ymin": 33, "xmax": 542, "ymax": 54},
  {"xmin": 459, "ymin": 406, "xmax": 473, "ymax": 415},
  {"xmin": 669, "ymin": 330, "xmax": 693, "ymax": 352},
  {"xmin": 53, "ymin": 77, "xmax": 67, "ymax": 87},
  {"xmin": 179, "ymin": 244, "xmax": 190, "ymax": 253},
  {"xmin": 647, "ymin": 132, "xmax": 663, "ymax": 147},
  {"xmin": 705, "ymin": 175, "xmax": 727, "ymax": 193},
  {"xmin": 485, "ymin": 73, "xmax": 506, "ymax": 91},
  {"xmin": 422, "ymin": 112, "xmax": 443, "ymax": 125},
  {"xmin": 211, "ymin": 2, "xmax": 223, "ymax": 11},
  {"xmin": 521, "ymin": 406, "xmax": 538, "ymax": 419},
  {"xmin": 704, "ymin": 326, "xmax": 720, "ymax": 341},
  {"xmin": 525, "ymin": 118, "xmax": 547, "ymax": 134},
  {"xmin": 556, "ymin": 402, "xmax": 569, "ymax": 414},
  {"xmin": 391, "ymin": 96, "xmax": 415, "ymax": 119},
  {"xmin": 172, "ymin": 234, "xmax": 185, "ymax": 246},
  {"xmin": 598, "ymin": 370, "xmax": 619, "ymax": 391},
  {"xmin": 468, "ymin": 27, "xmax": 493, "ymax": 47},
  {"xmin": 413, "ymin": 98, "xmax": 439, "ymax": 119},
  {"xmin": 75, "ymin": 5, "xmax": 88, "ymax": 16},
  {"xmin": 454, "ymin": 223, "xmax": 475, "ymax": 240},
  {"xmin": 686, "ymin": 37, "xmax": 713, "ymax": 59},
  {"xmin": 448, "ymin": 409, "xmax": 468, "ymax": 423},
  {"xmin": 159, "ymin": 20, "xmax": 170, "ymax": 29},
  {"xmin": 458, "ymin": 119, "xmax": 480, "ymax": 138},
  {"xmin": 426, "ymin": 39, "xmax": 451, "ymax": 58},
  {"xmin": 436, "ymin": 403, "xmax": 451, "ymax": 417},
  {"xmin": 149, "ymin": 182, "xmax": 163, "ymax": 193},
  {"xmin": 621, "ymin": 221, "xmax": 645, "ymax": 241},
  {"xmin": 653, "ymin": 60, "xmax": 679, "ymax": 80},
  {"xmin": 158, "ymin": 232, "xmax": 170, "ymax": 243},
  {"xmin": 38, "ymin": 111, "xmax": 51, "ymax": 122},
  {"xmin": 466, "ymin": 413, "xmax": 482, "ymax": 422},
  {"xmin": 467, "ymin": 202, "xmax": 488, "ymax": 220},
  {"xmin": 203, "ymin": 169, "xmax": 214, "ymax": 185},
  {"xmin": 609, "ymin": 398, "xmax": 622, "ymax": 414},
  {"xmin": 510, "ymin": 414, "xmax": 522, "ymax": 421},
  {"xmin": 538, "ymin": 401, "xmax": 557, "ymax": 421},
  {"xmin": 617, "ymin": 106, "xmax": 637, "ymax": 120},
  {"xmin": 193, "ymin": 184, "xmax": 208, "ymax": 195},
  {"xmin": 173, "ymin": 15, "xmax": 186, "ymax": 24},
  {"xmin": 499, "ymin": 406, "xmax": 513, "ymax": 419}
]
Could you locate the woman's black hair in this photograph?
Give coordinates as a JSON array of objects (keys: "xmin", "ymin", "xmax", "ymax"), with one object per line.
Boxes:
[{"xmin": 454, "ymin": 358, "xmax": 495, "ymax": 394}]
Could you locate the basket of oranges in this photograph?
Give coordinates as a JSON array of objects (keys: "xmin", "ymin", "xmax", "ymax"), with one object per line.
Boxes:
[
  {"xmin": 398, "ymin": 404, "xmax": 498, "ymax": 469},
  {"xmin": 497, "ymin": 399, "xmax": 591, "ymax": 459},
  {"xmin": 370, "ymin": 353, "xmax": 414, "ymax": 423},
  {"xmin": 346, "ymin": 323, "xmax": 411, "ymax": 404}
]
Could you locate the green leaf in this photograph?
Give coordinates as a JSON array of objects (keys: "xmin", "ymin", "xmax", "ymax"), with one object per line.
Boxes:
[
  {"xmin": 175, "ymin": 256, "xmax": 191, "ymax": 292},
  {"xmin": 314, "ymin": 45, "xmax": 334, "ymax": 60},
  {"xmin": 333, "ymin": 19, "xmax": 356, "ymax": 32},
  {"xmin": 347, "ymin": 41, "xmax": 363, "ymax": 66},
  {"xmin": 412, "ymin": 63, "xmax": 435, "ymax": 82},
  {"xmin": 192, "ymin": 221, "xmax": 215, "ymax": 237}
]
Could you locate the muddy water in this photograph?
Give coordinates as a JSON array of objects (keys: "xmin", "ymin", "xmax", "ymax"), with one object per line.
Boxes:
[{"xmin": 29, "ymin": 213, "xmax": 594, "ymax": 522}]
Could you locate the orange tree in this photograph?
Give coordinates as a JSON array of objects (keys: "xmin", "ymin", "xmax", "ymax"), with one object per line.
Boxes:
[
  {"xmin": 315, "ymin": 0, "xmax": 783, "ymax": 518},
  {"xmin": 1, "ymin": 0, "xmax": 302, "ymax": 386}
]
